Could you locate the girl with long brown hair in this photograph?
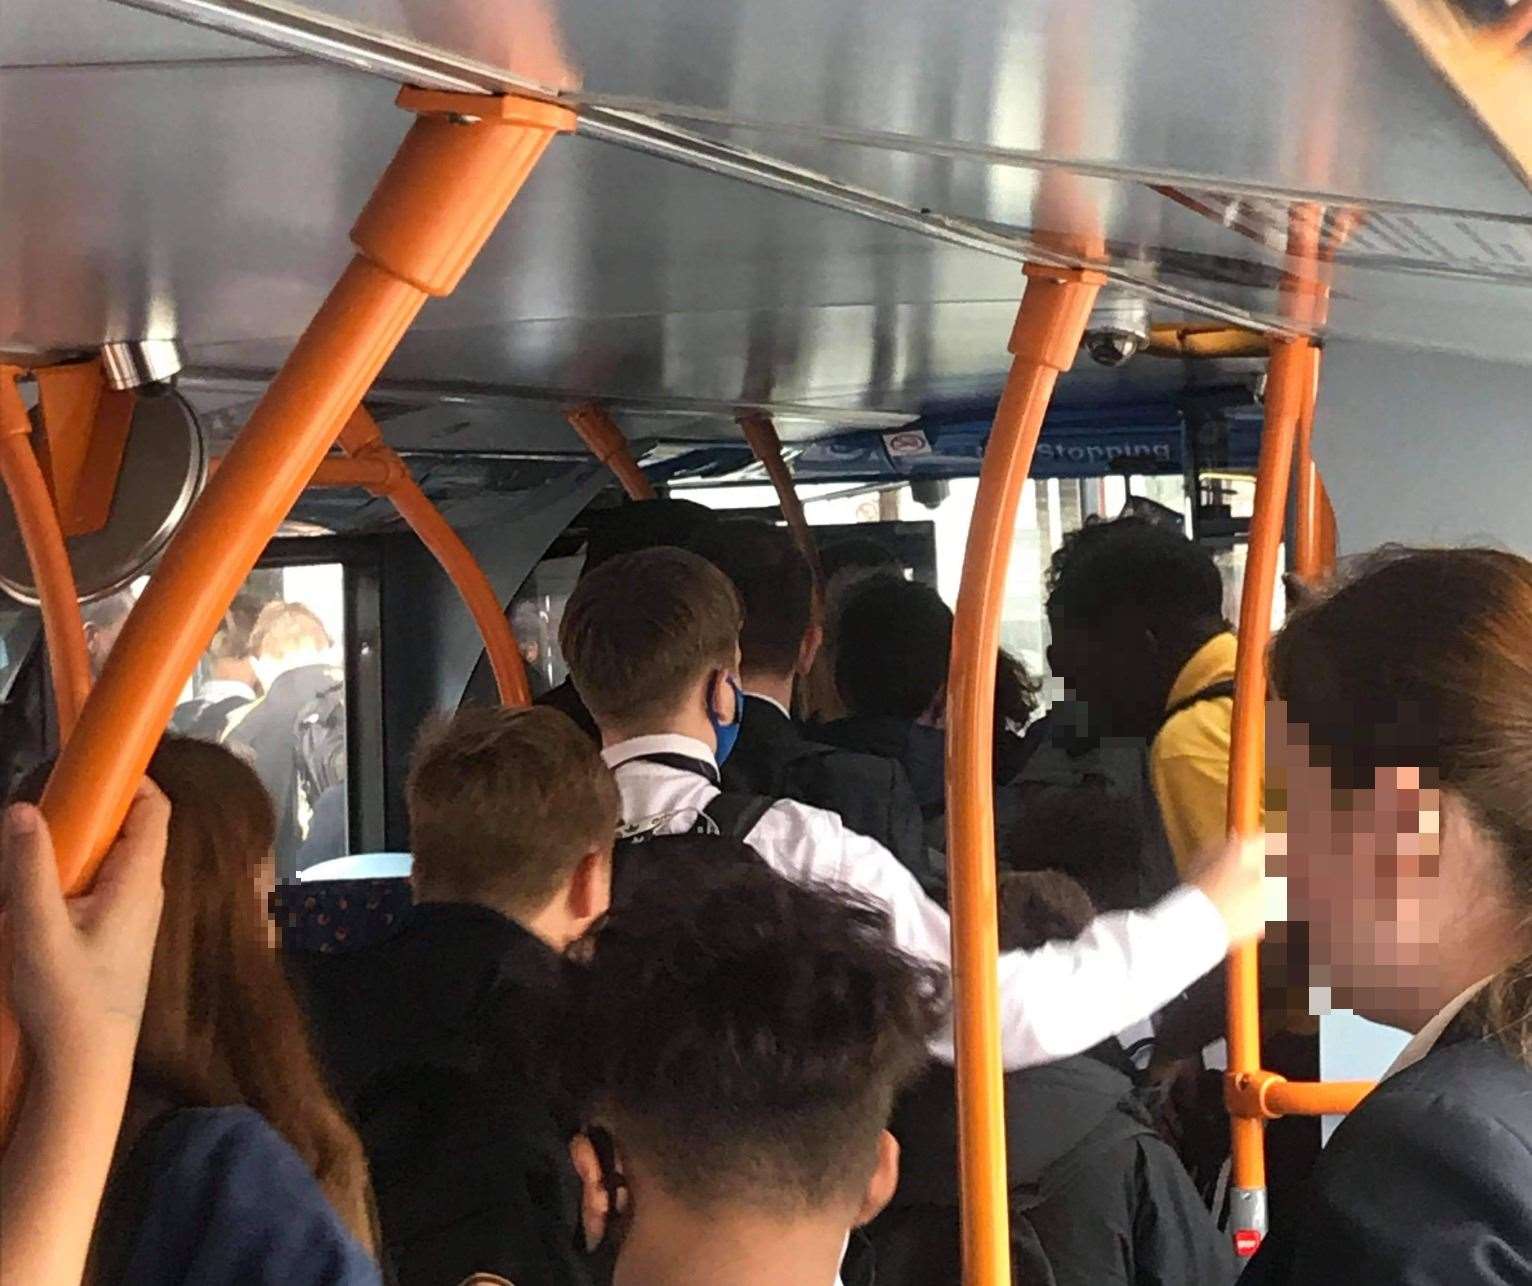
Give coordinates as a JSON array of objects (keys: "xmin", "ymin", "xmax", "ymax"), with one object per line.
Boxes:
[
  {"xmin": 17, "ymin": 737, "xmax": 380, "ymax": 1285},
  {"xmin": 1242, "ymin": 547, "xmax": 1532, "ymax": 1284}
]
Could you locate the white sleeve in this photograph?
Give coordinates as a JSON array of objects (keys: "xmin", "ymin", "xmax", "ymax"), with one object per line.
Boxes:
[{"xmin": 752, "ymin": 806, "xmax": 1229, "ymax": 1072}]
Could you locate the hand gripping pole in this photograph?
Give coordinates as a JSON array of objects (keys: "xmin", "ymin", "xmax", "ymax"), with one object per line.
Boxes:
[{"xmin": 0, "ymin": 87, "xmax": 573, "ymax": 1134}]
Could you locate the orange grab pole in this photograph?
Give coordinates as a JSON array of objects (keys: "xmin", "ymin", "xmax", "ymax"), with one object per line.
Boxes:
[
  {"xmin": 738, "ymin": 413, "xmax": 823, "ymax": 582},
  {"xmin": 1292, "ymin": 349, "xmax": 1324, "ymax": 583},
  {"xmin": 0, "ymin": 89, "xmax": 573, "ymax": 1130},
  {"xmin": 0, "ymin": 369, "xmax": 91, "ymax": 739},
  {"xmin": 565, "ymin": 402, "xmax": 657, "ymax": 501},
  {"xmin": 338, "ymin": 407, "xmax": 531, "ymax": 707},
  {"xmin": 210, "ymin": 453, "xmax": 404, "ymax": 490},
  {"xmin": 947, "ymin": 265, "xmax": 1103, "ymax": 1286},
  {"xmin": 1224, "ymin": 336, "xmax": 1315, "ymax": 1237}
]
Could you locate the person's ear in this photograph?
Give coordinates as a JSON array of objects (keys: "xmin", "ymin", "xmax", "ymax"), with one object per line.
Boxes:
[
  {"xmin": 708, "ymin": 669, "xmax": 739, "ymax": 724},
  {"xmin": 797, "ymin": 622, "xmax": 825, "ymax": 676},
  {"xmin": 854, "ymin": 1131, "xmax": 901, "ymax": 1227},
  {"xmin": 568, "ymin": 847, "xmax": 614, "ymax": 927}
]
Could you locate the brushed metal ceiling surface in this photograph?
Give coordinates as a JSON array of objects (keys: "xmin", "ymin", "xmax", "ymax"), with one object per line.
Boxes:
[
  {"xmin": 2, "ymin": 0, "xmax": 1531, "ymax": 456},
  {"xmin": 291, "ymin": 0, "xmax": 1532, "ymax": 218}
]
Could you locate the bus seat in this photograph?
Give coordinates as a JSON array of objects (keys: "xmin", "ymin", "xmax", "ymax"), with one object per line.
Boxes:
[{"xmin": 271, "ymin": 876, "xmax": 413, "ymax": 954}]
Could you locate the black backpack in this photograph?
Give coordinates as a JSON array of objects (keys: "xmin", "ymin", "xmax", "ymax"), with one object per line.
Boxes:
[
  {"xmin": 294, "ymin": 679, "xmax": 347, "ymax": 813},
  {"xmin": 610, "ymin": 792, "xmax": 773, "ymax": 907}
]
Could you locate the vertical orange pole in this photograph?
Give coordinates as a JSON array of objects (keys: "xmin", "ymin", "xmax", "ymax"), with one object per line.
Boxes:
[
  {"xmin": 0, "ymin": 89, "xmax": 573, "ymax": 1135},
  {"xmin": 1225, "ymin": 335, "xmax": 1314, "ymax": 1250},
  {"xmin": 0, "ymin": 369, "xmax": 91, "ymax": 739},
  {"xmin": 1292, "ymin": 350, "xmax": 1323, "ymax": 583},
  {"xmin": 565, "ymin": 403, "xmax": 657, "ymax": 501},
  {"xmin": 338, "ymin": 408, "xmax": 531, "ymax": 707},
  {"xmin": 947, "ymin": 265, "xmax": 1102, "ymax": 1286},
  {"xmin": 739, "ymin": 413, "xmax": 824, "ymax": 583}
]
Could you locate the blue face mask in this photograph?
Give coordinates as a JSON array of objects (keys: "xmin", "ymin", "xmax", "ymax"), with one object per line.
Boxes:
[{"xmin": 708, "ymin": 674, "xmax": 744, "ymax": 764}]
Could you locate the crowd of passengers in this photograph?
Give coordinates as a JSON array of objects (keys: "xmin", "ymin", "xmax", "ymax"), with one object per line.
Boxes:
[{"xmin": 5, "ymin": 504, "xmax": 1532, "ymax": 1286}]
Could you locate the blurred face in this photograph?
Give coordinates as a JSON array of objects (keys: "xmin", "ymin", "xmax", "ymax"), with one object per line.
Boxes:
[
  {"xmin": 1267, "ymin": 705, "xmax": 1461, "ymax": 1029},
  {"xmin": 1047, "ymin": 614, "xmax": 1159, "ymax": 736}
]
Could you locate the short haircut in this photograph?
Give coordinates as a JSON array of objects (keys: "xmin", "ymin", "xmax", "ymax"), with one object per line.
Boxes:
[
  {"xmin": 249, "ymin": 601, "xmax": 331, "ymax": 658},
  {"xmin": 565, "ymin": 858, "xmax": 944, "ymax": 1212},
  {"xmin": 559, "ymin": 547, "xmax": 741, "ymax": 730},
  {"xmin": 835, "ymin": 575, "xmax": 951, "ymax": 719},
  {"xmin": 1002, "ymin": 785, "xmax": 1146, "ymax": 913},
  {"xmin": 689, "ymin": 519, "xmax": 814, "ymax": 677},
  {"xmin": 996, "ymin": 869, "xmax": 1096, "ymax": 952},
  {"xmin": 81, "ymin": 588, "xmax": 134, "ymax": 630},
  {"xmin": 582, "ymin": 499, "xmax": 717, "ymax": 574},
  {"xmin": 209, "ymin": 593, "xmax": 262, "ymax": 663},
  {"xmin": 406, "ymin": 705, "xmax": 619, "ymax": 914},
  {"xmin": 1046, "ymin": 516, "xmax": 1224, "ymax": 629}
]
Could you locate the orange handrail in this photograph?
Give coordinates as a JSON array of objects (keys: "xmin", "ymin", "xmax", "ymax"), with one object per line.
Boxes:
[
  {"xmin": 1226, "ymin": 1070, "xmax": 1373, "ymax": 1120},
  {"xmin": 947, "ymin": 264, "xmax": 1103, "ymax": 1286},
  {"xmin": 565, "ymin": 402, "xmax": 657, "ymax": 500},
  {"xmin": 0, "ymin": 88, "xmax": 573, "ymax": 1135},
  {"xmin": 0, "ymin": 368, "xmax": 91, "ymax": 739},
  {"xmin": 338, "ymin": 407, "xmax": 531, "ymax": 707},
  {"xmin": 738, "ymin": 412, "xmax": 823, "ymax": 582},
  {"xmin": 1224, "ymin": 335, "xmax": 1313, "ymax": 1230}
]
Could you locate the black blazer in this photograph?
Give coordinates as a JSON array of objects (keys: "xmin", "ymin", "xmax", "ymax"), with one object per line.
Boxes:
[
  {"xmin": 292, "ymin": 903, "xmax": 592, "ymax": 1286},
  {"xmin": 1240, "ymin": 1017, "xmax": 1532, "ymax": 1285},
  {"xmin": 722, "ymin": 697, "xmax": 937, "ymax": 889}
]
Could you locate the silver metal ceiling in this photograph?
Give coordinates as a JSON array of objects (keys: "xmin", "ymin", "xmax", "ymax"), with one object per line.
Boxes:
[{"xmin": 3, "ymin": 0, "xmax": 1530, "ymax": 454}]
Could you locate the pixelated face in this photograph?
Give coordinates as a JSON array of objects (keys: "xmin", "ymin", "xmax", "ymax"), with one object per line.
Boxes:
[
  {"xmin": 1047, "ymin": 614, "xmax": 1158, "ymax": 735},
  {"xmin": 1267, "ymin": 703, "xmax": 1447, "ymax": 1021}
]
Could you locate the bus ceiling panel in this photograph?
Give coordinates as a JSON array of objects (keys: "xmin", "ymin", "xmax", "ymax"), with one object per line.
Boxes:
[
  {"xmin": 1321, "ymin": 264, "xmax": 1532, "ymax": 368},
  {"xmin": 181, "ymin": 381, "xmax": 916, "ymax": 458},
  {"xmin": 160, "ymin": 0, "xmax": 1532, "ymax": 218},
  {"xmin": 1, "ymin": 0, "xmax": 269, "ymax": 66},
  {"xmin": 176, "ymin": 298, "xmax": 1039, "ymax": 434}
]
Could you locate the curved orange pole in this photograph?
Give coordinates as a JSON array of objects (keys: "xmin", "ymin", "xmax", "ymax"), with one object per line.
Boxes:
[
  {"xmin": 0, "ymin": 91, "xmax": 573, "ymax": 1134},
  {"xmin": 339, "ymin": 408, "xmax": 530, "ymax": 707},
  {"xmin": 738, "ymin": 413, "xmax": 823, "ymax": 582},
  {"xmin": 0, "ymin": 370, "xmax": 90, "ymax": 739},
  {"xmin": 1225, "ymin": 336, "xmax": 1313, "ymax": 1222},
  {"xmin": 947, "ymin": 265, "xmax": 1102, "ymax": 1286},
  {"xmin": 565, "ymin": 403, "xmax": 657, "ymax": 501}
]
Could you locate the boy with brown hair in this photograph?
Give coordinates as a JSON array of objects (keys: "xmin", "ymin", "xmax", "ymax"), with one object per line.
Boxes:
[
  {"xmin": 564, "ymin": 855, "xmax": 943, "ymax": 1286},
  {"xmin": 560, "ymin": 546, "xmax": 1267, "ymax": 1072},
  {"xmin": 297, "ymin": 704, "xmax": 618, "ymax": 1286}
]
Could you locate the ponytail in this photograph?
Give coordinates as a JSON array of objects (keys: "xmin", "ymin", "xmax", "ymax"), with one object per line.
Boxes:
[{"xmin": 1484, "ymin": 955, "xmax": 1532, "ymax": 1067}]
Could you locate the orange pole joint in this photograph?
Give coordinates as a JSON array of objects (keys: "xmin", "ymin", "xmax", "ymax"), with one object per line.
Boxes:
[
  {"xmin": 1227, "ymin": 1070, "xmax": 1374, "ymax": 1120},
  {"xmin": 0, "ymin": 367, "xmax": 92, "ymax": 739},
  {"xmin": 338, "ymin": 407, "xmax": 530, "ymax": 706},
  {"xmin": 2, "ymin": 88, "xmax": 572, "ymax": 1133},
  {"xmin": 738, "ymin": 412, "xmax": 823, "ymax": 582},
  {"xmin": 565, "ymin": 403, "xmax": 656, "ymax": 501},
  {"xmin": 947, "ymin": 263, "xmax": 1104, "ymax": 1286}
]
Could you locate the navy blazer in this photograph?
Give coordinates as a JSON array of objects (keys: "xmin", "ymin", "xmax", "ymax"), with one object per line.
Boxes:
[{"xmin": 1241, "ymin": 1018, "xmax": 1532, "ymax": 1285}]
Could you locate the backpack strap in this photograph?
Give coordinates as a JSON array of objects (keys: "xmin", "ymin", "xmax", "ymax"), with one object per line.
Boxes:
[
  {"xmin": 699, "ymin": 792, "xmax": 773, "ymax": 840},
  {"xmin": 1152, "ymin": 679, "xmax": 1236, "ymax": 743}
]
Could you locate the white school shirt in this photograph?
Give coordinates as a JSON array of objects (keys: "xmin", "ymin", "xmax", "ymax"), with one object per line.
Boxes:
[{"xmin": 604, "ymin": 734, "xmax": 1230, "ymax": 1071}]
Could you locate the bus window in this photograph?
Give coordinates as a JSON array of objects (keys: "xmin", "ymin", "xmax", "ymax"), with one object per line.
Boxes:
[{"xmin": 170, "ymin": 562, "xmax": 350, "ymax": 881}]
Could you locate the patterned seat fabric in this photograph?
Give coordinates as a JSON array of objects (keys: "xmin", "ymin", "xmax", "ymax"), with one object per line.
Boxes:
[{"xmin": 270, "ymin": 877, "xmax": 413, "ymax": 953}]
